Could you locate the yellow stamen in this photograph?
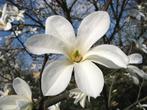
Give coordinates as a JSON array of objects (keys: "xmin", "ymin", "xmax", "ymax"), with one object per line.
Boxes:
[{"xmin": 70, "ymin": 50, "xmax": 83, "ymax": 63}]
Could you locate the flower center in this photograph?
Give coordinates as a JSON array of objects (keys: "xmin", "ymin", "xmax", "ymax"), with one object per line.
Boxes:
[{"xmin": 70, "ymin": 50, "xmax": 83, "ymax": 63}]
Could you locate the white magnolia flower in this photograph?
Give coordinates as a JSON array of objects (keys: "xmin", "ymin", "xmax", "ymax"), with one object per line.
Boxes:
[
  {"xmin": 7, "ymin": 6, "xmax": 25, "ymax": 21},
  {"xmin": 26, "ymin": 11, "xmax": 129, "ymax": 98},
  {"xmin": 48, "ymin": 102, "xmax": 60, "ymax": 110},
  {"xmin": 14, "ymin": 10, "xmax": 25, "ymax": 21},
  {"xmin": 0, "ymin": 4, "xmax": 12, "ymax": 31},
  {"xmin": 69, "ymin": 88, "xmax": 90, "ymax": 108},
  {"xmin": 0, "ymin": 78, "xmax": 33, "ymax": 110}
]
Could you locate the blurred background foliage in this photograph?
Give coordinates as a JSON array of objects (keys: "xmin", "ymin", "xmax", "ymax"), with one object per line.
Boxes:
[{"xmin": 0, "ymin": 0, "xmax": 147, "ymax": 110}]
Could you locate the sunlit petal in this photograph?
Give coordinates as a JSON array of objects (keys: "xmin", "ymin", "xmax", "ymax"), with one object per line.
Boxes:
[
  {"xmin": 128, "ymin": 53, "xmax": 143, "ymax": 64},
  {"xmin": 16, "ymin": 100, "xmax": 32, "ymax": 110},
  {"xmin": 4, "ymin": 22, "xmax": 12, "ymax": 31},
  {"xmin": 1, "ymin": 4, "xmax": 7, "ymax": 20},
  {"xmin": 79, "ymin": 94, "xmax": 87, "ymax": 108},
  {"xmin": 69, "ymin": 88, "xmax": 87, "ymax": 108},
  {"xmin": 48, "ymin": 102, "xmax": 61, "ymax": 110},
  {"xmin": 74, "ymin": 60, "xmax": 104, "ymax": 98},
  {"xmin": 0, "ymin": 95, "xmax": 28, "ymax": 110},
  {"xmin": 25, "ymin": 34, "xmax": 69, "ymax": 55},
  {"xmin": 85, "ymin": 45, "xmax": 129, "ymax": 68},
  {"xmin": 45, "ymin": 15, "xmax": 75, "ymax": 46},
  {"xmin": 0, "ymin": 19, "xmax": 11, "ymax": 31},
  {"xmin": 42, "ymin": 60, "xmax": 73, "ymax": 96},
  {"xmin": 13, "ymin": 77, "xmax": 32, "ymax": 101},
  {"xmin": 77, "ymin": 11, "xmax": 110, "ymax": 53}
]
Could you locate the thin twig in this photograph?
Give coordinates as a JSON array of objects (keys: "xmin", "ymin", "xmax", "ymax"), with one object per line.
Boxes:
[
  {"xmin": 44, "ymin": 91, "xmax": 69, "ymax": 108},
  {"xmin": 123, "ymin": 96, "xmax": 147, "ymax": 110},
  {"xmin": 123, "ymin": 79, "xmax": 145, "ymax": 110},
  {"xmin": 102, "ymin": 0, "xmax": 112, "ymax": 11},
  {"xmin": 103, "ymin": 84, "xmax": 110, "ymax": 110},
  {"xmin": 109, "ymin": 0, "xmax": 128, "ymax": 41},
  {"xmin": 136, "ymin": 79, "xmax": 144, "ymax": 102},
  {"xmin": 69, "ymin": 0, "xmax": 78, "ymax": 11},
  {"xmin": 108, "ymin": 76, "xmax": 115, "ymax": 108},
  {"xmin": 12, "ymin": 31, "xmax": 33, "ymax": 57}
]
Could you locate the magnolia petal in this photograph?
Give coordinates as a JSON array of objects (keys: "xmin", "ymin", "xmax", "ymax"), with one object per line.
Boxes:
[
  {"xmin": 0, "ymin": 4, "xmax": 12, "ymax": 31},
  {"xmin": 0, "ymin": 106, "xmax": 16, "ymax": 110},
  {"xmin": 0, "ymin": 95, "xmax": 28, "ymax": 110},
  {"xmin": 4, "ymin": 22, "xmax": 12, "ymax": 31},
  {"xmin": 128, "ymin": 53, "xmax": 143, "ymax": 64},
  {"xmin": 128, "ymin": 65, "xmax": 147, "ymax": 80},
  {"xmin": 0, "ymin": 19, "xmax": 11, "ymax": 31},
  {"xmin": 77, "ymin": 11, "xmax": 110, "ymax": 53},
  {"xmin": 45, "ymin": 15, "xmax": 75, "ymax": 46},
  {"xmin": 69, "ymin": 88, "xmax": 87, "ymax": 108},
  {"xmin": 41, "ymin": 60, "xmax": 73, "ymax": 96},
  {"xmin": 48, "ymin": 102, "xmax": 61, "ymax": 110},
  {"xmin": 69, "ymin": 88, "xmax": 81, "ymax": 94},
  {"xmin": 13, "ymin": 77, "xmax": 32, "ymax": 101},
  {"xmin": 16, "ymin": 100, "xmax": 32, "ymax": 110},
  {"xmin": 74, "ymin": 60, "xmax": 104, "ymax": 98},
  {"xmin": 1, "ymin": 4, "xmax": 7, "ymax": 20},
  {"xmin": 79, "ymin": 95, "xmax": 87, "ymax": 108},
  {"xmin": 131, "ymin": 75, "xmax": 139, "ymax": 85},
  {"xmin": 85, "ymin": 44, "xmax": 129, "ymax": 69},
  {"xmin": 25, "ymin": 34, "xmax": 68, "ymax": 55}
]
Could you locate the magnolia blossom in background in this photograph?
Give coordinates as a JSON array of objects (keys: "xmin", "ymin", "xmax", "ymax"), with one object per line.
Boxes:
[
  {"xmin": 127, "ymin": 53, "xmax": 147, "ymax": 83},
  {"xmin": 26, "ymin": 11, "xmax": 129, "ymax": 98},
  {"xmin": 48, "ymin": 102, "xmax": 61, "ymax": 110},
  {"xmin": 69, "ymin": 88, "xmax": 90, "ymax": 108},
  {"xmin": 0, "ymin": 84, "xmax": 10, "ymax": 97},
  {"xmin": 0, "ymin": 4, "xmax": 12, "ymax": 31},
  {"xmin": 127, "ymin": 53, "xmax": 144, "ymax": 77},
  {"xmin": 0, "ymin": 78, "xmax": 33, "ymax": 110},
  {"xmin": 7, "ymin": 5, "xmax": 25, "ymax": 22},
  {"xmin": 0, "ymin": 3, "xmax": 25, "ymax": 31}
]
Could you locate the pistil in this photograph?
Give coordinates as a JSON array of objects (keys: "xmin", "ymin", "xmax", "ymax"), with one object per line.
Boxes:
[{"xmin": 70, "ymin": 50, "xmax": 83, "ymax": 63}]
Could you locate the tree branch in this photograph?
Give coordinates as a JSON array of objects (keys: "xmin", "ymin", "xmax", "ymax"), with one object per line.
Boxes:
[{"xmin": 102, "ymin": 0, "xmax": 112, "ymax": 11}]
